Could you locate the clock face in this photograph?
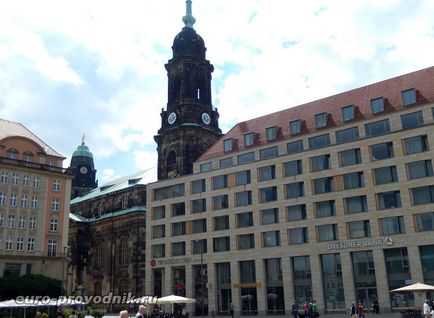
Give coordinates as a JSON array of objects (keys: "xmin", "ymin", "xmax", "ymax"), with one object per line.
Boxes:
[
  {"xmin": 79, "ymin": 166, "xmax": 88, "ymax": 174},
  {"xmin": 167, "ymin": 112, "xmax": 177, "ymax": 124},
  {"xmin": 202, "ymin": 112, "xmax": 211, "ymax": 125}
]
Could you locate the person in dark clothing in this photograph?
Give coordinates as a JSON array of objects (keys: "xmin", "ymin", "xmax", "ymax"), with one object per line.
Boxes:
[
  {"xmin": 291, "ymin": 302, "xmax": 299, "ymax": 318},
  {"xmin": 230, "ymin": 303, "xmax": 234, "ymax": 318},
  {"xmin": 372, "ymin": 298, "xmax": 379, "ymax": 314}
]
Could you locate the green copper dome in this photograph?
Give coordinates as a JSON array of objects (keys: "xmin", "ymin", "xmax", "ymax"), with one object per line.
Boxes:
[{"xmin": 72, "ymin": 140, "xmax": 93, "ymax": 159}]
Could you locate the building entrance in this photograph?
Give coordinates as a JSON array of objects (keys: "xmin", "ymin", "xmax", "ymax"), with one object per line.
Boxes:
[{"xmin": 356, "ymin": 287, "xmax": 377, "ymax": 309}]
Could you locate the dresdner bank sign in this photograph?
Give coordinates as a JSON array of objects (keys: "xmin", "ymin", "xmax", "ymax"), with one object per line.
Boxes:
[{"xmin": 327, "ymin": 237, "xmax": 393, "ymax": 250}]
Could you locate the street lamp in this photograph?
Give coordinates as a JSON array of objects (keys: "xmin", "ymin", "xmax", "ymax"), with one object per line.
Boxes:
[
  {"xmin": 61, "ymin": 246, "xmax": 70, "ymax": 296},
  {"xmin": 194, "ymin": 240, "xmax": 205, "ymax": 318}
]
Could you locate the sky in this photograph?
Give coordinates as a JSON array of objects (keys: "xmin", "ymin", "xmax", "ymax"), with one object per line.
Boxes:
[{"xmin": 1, "ymin": 0, "xmax": 434, "ymax": 184}]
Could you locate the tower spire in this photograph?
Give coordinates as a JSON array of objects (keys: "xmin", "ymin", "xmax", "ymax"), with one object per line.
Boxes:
[{"xmin": 182, "ymin": 0, "xmax": 196, "ymax": 29}]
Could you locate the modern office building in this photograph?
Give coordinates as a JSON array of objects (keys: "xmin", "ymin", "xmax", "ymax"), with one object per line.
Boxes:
[
  {"xmin": 145, "ymin": 60, "xmax": 434, "ymax": 314},
  {"xmin": 0, "ymin": 118, "xmax": 73, "ymax": 281}
]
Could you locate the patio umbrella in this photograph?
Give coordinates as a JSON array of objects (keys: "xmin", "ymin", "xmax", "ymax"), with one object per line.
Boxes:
[
  {"xmin": 390, "ymin": 282, "xmax": 434, "ymax": 292},
  {"xmin": 156, "ymin": 295, "xmax": 195, "ymax": 314}
]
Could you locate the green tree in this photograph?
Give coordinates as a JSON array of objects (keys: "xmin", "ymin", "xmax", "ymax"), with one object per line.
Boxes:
[{"xmin": 0, "ymin": 275, "xmax": 62, "ymax": 300}]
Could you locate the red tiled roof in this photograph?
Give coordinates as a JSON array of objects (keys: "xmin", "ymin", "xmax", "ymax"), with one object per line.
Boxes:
[{"xmin": 197, "ymin": 66, "xmax": 434, "ymax": 162}]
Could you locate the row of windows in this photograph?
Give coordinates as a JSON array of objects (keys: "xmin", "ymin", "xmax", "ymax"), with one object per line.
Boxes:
[
  {"xmin": 0, "ymin": 215, "xmax": 38, "ymax": 229},
  {"xmin": 152, "ymin": 183, "xmax": 434, "ymax": 219},
  {"xmin": 0, "ymin": 172, "xmax": 61, "ymax": 191},
  {"xmin": 221, "ymin": 90, "xmax": 419, "ymax": 154},
  {"xmin": 1, "ymin": 237, "xmax": 36, "ymax": 252},
  {"xmin": 151, "ymin": 214, "xmax": 428, "ymax": 257},
  {"xmin": 0, "ymin": 193, "xmax": 60, "ymax": 211},
  {"xmin": 209, "ymin": 110, "xmax": 429, "ymax": 171}
]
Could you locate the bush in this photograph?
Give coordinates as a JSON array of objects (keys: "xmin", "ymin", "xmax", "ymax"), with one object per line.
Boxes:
[{"xmin": 90, "ymin": 308, "xmax": 105, "ymax": 318}]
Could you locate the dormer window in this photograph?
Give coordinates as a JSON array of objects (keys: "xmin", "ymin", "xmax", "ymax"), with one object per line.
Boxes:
[
  {"xmin": 223, "ymin": 139, "xmax": 234, "ymax": 152},
  {"xmin": 244, "ymin": 133, "xmax": 255, "ymax": 147},
  {"xmin": 7, "ymin": 149, "xmax": 18, "ymax": 160},
  {"xmin": 266, "ymin": 126, "xmax": 278, "ymax": 141},
  {"xmin": 23, "ymin": 152, "xmax": 33, "ymax": 163},
  {"xmin": 315, "ymin": 113, "xmax": 328, "ymax": 128},
  {"xmin": 342, "ymin": 105, "xmax": 355, "ymax": 122},
  {"xmin": 402, "ymin": 88, "xmax": 417, "ymax": 106},
  {"xmin": 371, "ymin": 97, "xmax": 385, "ymax": 114},
  {"xmin": 289, "ymin": 120, "xmax": 301, "ymax": 135}
]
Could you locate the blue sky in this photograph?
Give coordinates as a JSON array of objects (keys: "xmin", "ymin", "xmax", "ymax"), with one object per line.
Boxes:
[{"xmin": 1, "ymin": 0, "xmax": 433, "ymax": 184}]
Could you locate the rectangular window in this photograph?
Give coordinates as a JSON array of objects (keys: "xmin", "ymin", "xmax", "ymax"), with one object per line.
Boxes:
[
  {"xmin": 213, "ymin": 195, "xmax": 228, "ymax": 210},
  {"xmin": 235, "ymin": 191, "xmax": 252, "ymax": 207},
  {"xmin": 374, "ymin": 166, "xmax": 398, "ymax": 185},
  {"xmin": 411, "ymin": 185, "xmax": 434, "ymax": 205},
  {"xmin": 308, "ymin": 134, "xmax": 330, "ymax": 149},
  {"xmin": 235, "ymin": 170, "xmax": 251, "ymax": 185},
  {"xmin": 29, "ymin": 217, "xmax": 36, "ymax": 230},
  {"xmin": 47, "ymin": 240, "xmax": 57, "ymax": 257},
  {"xmin": 289, "ymin": 120, "xmax": 301, "ymax": 135},
  {"xmin": 32, "ymin": 177, "xmax": 40, "ymax": 188},
  {"xmin": 287, "ymin": 140, "xmax": 303, "ymax": 154},
  {"xmin": 310, "ymin": 154, "xmax": 330, "ymax": 172},
  {"xmin": 315, "ymin": 200, "xmax": 335, "ymax": 218},
  {"xmin": 213, "ymin": 237, "xmax": 230, "ymax": 252},
  {"xmin": 200, "ymin": 162, "xmax": 212, "ymax": 172},
  {"xmin": 238, "ymin": 234, "xmax": 255, "ymax": 250},
  {"xmin": 315, "ymin": 113, "xmax": 328, "ymax": 128},
  {"xmin": 347, "ymin": 220, "xmax": 371, "ymax": 238},
  {"xmin": 191, "ymin": 179, "xmax": 206, "ymax": 194},
  {"xmin": 260, "ymin": 146, "xmax": 278, "ymax": 160},
  {"xmin": 289, "ymin": 228, "xmax": 309, "ymax": 245},
  {"xmin": 261, "ymin": 208, "xmax": 279, "ymax": 225},
  {"xmin": 0, "ymin": 193, "xmax": 6, "ymax": 205},
  {"xmin": 19, "ymin": 195, "xmax": 26, "ymax": 208},
  {"xmin": 12, "ymin": 173, "xmax": 19, "ymax": 186},
  {"xmin": 27, "ymin": 238, "xmax": 35, "ymax": 252},
  {"xmin": 403, "ymin": 135, "xmax": 428, "ymax": 155},
  {"xmin": 287, "ymin": 204, "xmax": 306, "ymax": 221},
  {"xmin": 53, "ymin": 180, "xmax": 61, "ymax": 192},
  {"xmin": 262, "ymin": 230, "xmax": 280, "ymax": 247},
  {"xmin": 9, "ymin": 194, "xmax": 17, "ymax": 207},
  {"xmin": 283, "ymin": 160, "xmax": 302, "ymax": 177},
  {"xmin": 152, "ymin": 225, "xmax": 165, "ymax": 239},
  {"xmin": 407, "ymin": 160, "xmax": 433, "ymax": 179},
  {"xmin": 259, "ymin": 186, "xmax": 278, "ymax": 203},
  {"xmin": 371, "ymin": 97, "xmax": 385, "ymax": 114},
  {"xmin": 5, "ymin": 238, "xmax": 13, "ymax": 251},
  {"xmin": 342, "ymin": 105, "xmax": 355, "ymax": 121},
  {"xmin": 285, "ymin": 182, "xmax": 304, "ymax": 199},
  {"xmin": 153, "ymin": 183, "xmax": 185, "ymax": 200},
  {"xmin": 220, "ymin": 157, "xmax": 233, "ymax": 168},
  {"xmin": 3, "ymin": 263, "xmax": 21, "ymax": 276},
  {"xmin": 377, "ymin": 191, "xmax": 401, "ymax": 209},
  {"xmin": 379, "ymin": 216, "xmax": 406, "ymax": 235},
  {"xmin": 171, "ymin": 202, "xmax": 185, "ymax": 216},
  {"xmin": 49, "ymin": 219, "xmax": 58, "ymax": 232},
  {"xmin": 171, "ymin": 242, "xmax": 186, "ymax": 256},
  {"xmin": 371, "ymin": 142, "xmax": 394, "ymax": 160},
  {"xmin": 51, "ymin": 198, "xmax": 60, "ymax": 212},
  {"xmin": 22, "ymin": 175, "xmax": 30, "ymax": 187},
  {"xmin": 343, "ymin": 172, "xmax": 364, "ymax": 189},
  {"xmin": 238, "ymin": 152, "xmax": 255, "ymax": 164},
  {"xmin": 339, "ymin": 148, "xmax": 361, "ymax": 167},
  {"xmin": 266, "ymin": 126, "xmax": 278, "ymax": 141},
  {"xmin": 192, "ymin": 239, "xmax": 207, "ymax": 254},
  {"xmin": 313, "ymin": 177, "xmax": 333, "ymax": 194},
  {"xmin": 317, "ymin": 224, "xmax": 339, "ymax": 242},
  {"xmin": 258, "ymin": 165, "xmax": 276, "ymax": 181},
  {"xmin": 171, "ymin": 222, "xmax": 186, "ymax": 236},
  {"xmin": 152, "ymin": 206, "xmax": 165, "ymax": 220},
  {"xmin": 1, "ymin": 171, "xmax": 8, "ymax": 184},
  {"xmin": 223, "ymin": 139, "xmax": 234, "ymax": 152},
  {"xmin": 8, "ymin": 215, "xmax": 15, "ymax": 228},
  {"xmin": 237, "ymin": 211, "xmax": 253, "ymax": 228},
  {"xmin": 401, "ymin": 111, "xmax": 423, "ymax": 129},
  {"xmin": 365, "ymin": 119, "xmax": 390, "ymax": 137},
  {"xmin": 0, "ymin": 215, "xmax": 3, "ymax": 227},
  {"xmin": 336, "ymin": 127, "xmax": 359, "ymax": 143},
  {"xmin": 212, "ymin": 175, "xmax": 228, "ymax": 190},
  {"xmin": 320, "ymin": 254, "xmax": 345, "ymax": 310},
  {"xmin": 191, "ymin": 198, "xmax": 206, "ymax": 213},
  {"xmin": 402, "ymin": 88, "xmax": 417, "ymax": 105},
  {"xmin": 345, "ymin": 196, "xmax": 368, "ymax": 214},
  {"xmin": 214, "ymin": 215, "xmax": 229, "ymax": 231},
  {"xmin": 416, "ymin": 212, "xmax": 434, "ymax": 232},
  {"xmin": 152, "ymin": 244, "xmax": 165, "ymax": 258},
  {"xmin": 244, "ymin": 133, "xmax": 255, "ymax": 147}
]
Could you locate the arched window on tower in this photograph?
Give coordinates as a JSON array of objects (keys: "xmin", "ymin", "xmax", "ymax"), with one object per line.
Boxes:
[
  {"xmin": 167, "ymin": 151, "xmax": 178, "ymax": 178},
  {"xmin": 119, "ymin": 236, "xmax": 129, "ymax": 265}
]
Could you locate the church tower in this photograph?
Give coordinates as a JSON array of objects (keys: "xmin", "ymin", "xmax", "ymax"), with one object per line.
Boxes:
[
  {"xmin": 70, "ymin": 135, "xmax": 98, "ymax": 198},
  {"xmin": 154, "ymin": 0, "xmax": 222, "ymax": 180}
]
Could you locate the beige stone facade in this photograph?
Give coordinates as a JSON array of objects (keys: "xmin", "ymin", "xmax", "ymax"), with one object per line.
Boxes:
[
  {"xmin": 0, "ymin": 118, "xmax": 72, "ymax": 284},
  {"xmin": 145, "ymin": 70, "xmax": 434, "ymax": 315}
]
